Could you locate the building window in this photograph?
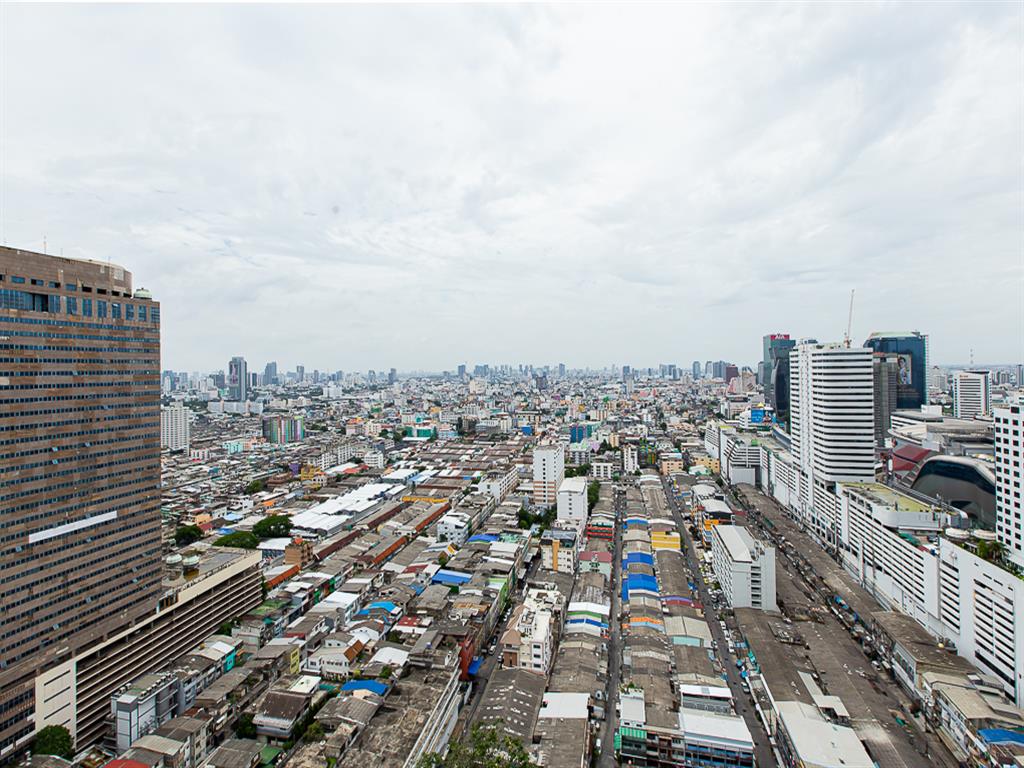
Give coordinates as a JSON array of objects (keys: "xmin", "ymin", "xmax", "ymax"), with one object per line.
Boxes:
[
  {"xmin": 111, "ymin": 302, "xmax": 121, "ymax": 319},
  {"xmin": 82, "ymin": 298, "xmax": 92, "ymax": 317},
  {"xmin": 125, "ymin": 304, "xmax": 135, "ymax": 321},
  {"xmin": 11, "ymin": 276, "xmax": 25, "ymax": 284},
  {"xmin": 97, "ymin": 300, "xmax": 107, "ymax": 318},
  {"xmin": 66, "ymin": 296, "xmax": 77, "ymax": 315}
]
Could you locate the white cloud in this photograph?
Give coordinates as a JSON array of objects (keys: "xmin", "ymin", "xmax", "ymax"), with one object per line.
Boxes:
[{"xmin": 1, "ymin": 2, "xmax": 1020, "ymax": 370}]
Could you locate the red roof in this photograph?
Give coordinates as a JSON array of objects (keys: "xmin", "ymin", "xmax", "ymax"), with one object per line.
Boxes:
[
  {"xmin": 580, "ymin": 551, "xmax": 613, "ymax": 562},
  {"xmin": 104, "ymin": 761, "xmax": 152, "ymax": 768},
  {"xmin": 893, "ymin": 445, "xmax": 933, "ymax": 473}
]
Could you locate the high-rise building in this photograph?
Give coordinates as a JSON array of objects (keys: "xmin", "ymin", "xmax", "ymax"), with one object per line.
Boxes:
[
  {"xmin": 263, "ymin": 360, "xmax": 278, "ymax": 386},
  {"xmin": 296, "ymin": 364, "xmax": 305, "ymax": 382},
  {"xmin": 692, "ymin": 361, "xmax": 702, "ymax": 379},
  {"xmin": 228, "ymin": 355, "xmax": 247, "ymax": 401},
  {"xmin": 0, "ymin": 247, "xmax": 162, "ymax": 758},
  {"xmin": 388, "ymin": 367, "xmax": 397, "ymax": 384},
  {"xmin": 761, "ymin": 333, "xmax": 795, "ymax": 404},
  {"xmin": 457, "ymin": 363, "xmax": 467, "ymax": 379},
  {"xmin": 791, "ymin": 342, "xmax": 874, "ymax": 543},
  {"xmin": 953, "ymin": 370, "xmax": 991, "ymax": 418},
  {"xmin": 863, "ymin": 331, "xmax": 930, "ymax": 409},
  {"xmin": 533, "ymin": 445, "xmax": 565, "ymax": 507},
  {"xmin": 994, "ymin": 402, "xmax": 1024, "ymax": 568},
  {"xmin": 160, "ymin": 401, "xmax": 190, "ymax": 451},
  {"xmin": 871, "ymin": 353, "xmax": 900, "ymax": 448},
  {"xmin": 262, "ymin": 414, "xmax": 306, "ymax": 444},
  {"xmin": 723, "ymin": 363, "xmax": 739, "ymax": 384},
  {"xmin": 558, "ymin": 362, "xmax": 566, "ymax": 378}
]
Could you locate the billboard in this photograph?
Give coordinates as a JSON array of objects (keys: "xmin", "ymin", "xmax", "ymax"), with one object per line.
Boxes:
[{"xmin": 749, "ymin": 408, "xmax": 766, "ymax": 424}]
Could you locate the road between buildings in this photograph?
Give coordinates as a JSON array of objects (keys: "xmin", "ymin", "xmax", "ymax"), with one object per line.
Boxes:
[{"xmin": 661, "ymin": 477, "xmax": 778, "ymax": 768}]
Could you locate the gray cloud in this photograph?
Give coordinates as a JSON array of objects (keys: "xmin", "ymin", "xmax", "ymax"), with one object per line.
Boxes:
[{"xmin": 1, "ymin": 2, "xmax": 1020, "ymax": 371}]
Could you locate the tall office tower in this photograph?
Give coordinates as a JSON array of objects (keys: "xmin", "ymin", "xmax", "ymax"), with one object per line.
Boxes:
[
  {"xmin": 954, "ymin": 370, "xmax": 991, "ymax": 418},
  {"xmin": 263, "ymin": 360, "xmax": 278, "ymax": 386},
  {"xmin": 533, "ymin": 445, "xmax": 565, "ymax": 507},
  {"xmin": 791, "ymin": 342, "xmax": 874, "ymax": 542},
  {"xmin": 931, "ymin": 366, "xmax": 949, "ymax": 395},
  {"xmin": 0, "ymin": 247, "xmax": 161, "ymax": 758},
  {"xmin": 1016, "ymin": 364, "xmax": 1024, "ymax": 387},
  {"xmin": 295, "ymin": 364, "xmax": 305, "ymax": 382},
  {"xmin": 872, "ymin": 353, "xmax": 900, "ymax": 448},
  {"xmin": 692, "ymin": 360, "xmax": 702, "ymax": 379},
  {"xmin": 712, "ymin": 360, "xmax": 727, "ymax": 379},
  {"xmin": 160, "ymin": 401, "xmax": 191, "ymax": 451},
  {"xmin": 622, "ymin": 365, "xmax": 631, "ymax": 381},
  {"xmin": 761, "ymin": 333, "xmax": 795, "ymax": 403},
  {"xmin": 994, "ymin": 402, "xmax": 1024, "ymax": 567},
  {"xmin": 704, "ymin": 360, "xmax": 713, "ymax": 378},
  {"xmin": 724, "ymin": 363, "xmax": 739, "ymax": 384},
  {"xmin": 863, "ymin": 331, "xmax": 930, "ymax": 409},
  {"xmin": 227, "ymin": 355, "xmax": 247, "ymax": 401},
  {"xmin": 558, "ymin": 362, "xmax": 566, "ymax": 378},
  {"xmin": 457, "ymin": 363, "xmax": 467, "ymax": 379},
  {"xmin": 388, "ymin": 367, "xmax": 397, "ymax": 384}
]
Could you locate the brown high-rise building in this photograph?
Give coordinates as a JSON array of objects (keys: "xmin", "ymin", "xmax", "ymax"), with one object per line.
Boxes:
[{"xmin": 0, "ymin": 247, "xmax": 162, "ymax": 759}]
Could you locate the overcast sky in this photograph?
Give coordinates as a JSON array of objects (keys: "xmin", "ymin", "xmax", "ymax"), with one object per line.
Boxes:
[{"xmin": 1, "ymin": 3, "xmax": 1021, "ymax": 372}]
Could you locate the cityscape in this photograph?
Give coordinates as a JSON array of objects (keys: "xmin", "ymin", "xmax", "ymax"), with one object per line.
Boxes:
[{"xmin": 1, "ymin": 3, "xmax": 1022, "ymax": 768}]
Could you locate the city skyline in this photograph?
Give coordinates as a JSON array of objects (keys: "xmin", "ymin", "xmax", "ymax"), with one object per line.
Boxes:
[{"xmin": 2, "ymin": 2, "xmax": 1021, "ymax": 370}]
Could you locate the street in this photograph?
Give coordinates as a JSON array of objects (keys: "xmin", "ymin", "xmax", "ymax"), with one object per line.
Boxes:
[
  {"xmin": 596, "ymin": 485, "xmax": 624, "ymax": 768},
  {"xmin": 661, "ymin": 477, "xmax": 778, "ymax": 768}
]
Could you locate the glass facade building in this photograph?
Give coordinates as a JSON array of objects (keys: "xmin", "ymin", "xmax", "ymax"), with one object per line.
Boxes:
[
  {"xmin": 863, "ymin": 331, "xmax": 930, "ymax": 410},
  {"xmin": 0, "ymin": 248, "xmax": 161, "ymax": 758}
]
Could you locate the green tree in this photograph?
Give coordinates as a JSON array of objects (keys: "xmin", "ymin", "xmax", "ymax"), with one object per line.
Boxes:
[
  {"xmin": 587, "ymin": 480, "xmax": 600, "ymax": 511},
  {"xmin": 236, "ymin": 713, "xmax": 256, "ymax": 739},
  {"xmin": 33, "ymin": 725, "xmax": 73, "ymax": 759},
  {"xmin": 213, "ymin": 531, "xmax": 259, "ymax": 549},
  {"xmin": 174, "ymin": 524, "xmax": 204, "ymax": 547},
  {"xmin": 244, "ymin": 478, "xmax": 266, "ymax": 494},
  {"xmin": 305, "ymin": 721, "xmax": 325, "ymax": 741},
  {"xmin": 417, "ymin": 723, "xmax": 538, "ymax": 768},
  {"xmin": 379, "ymin": 665, "xmax": 393, "ymax": 680},
  {"xmin": 438, "ymin": 552, "xmax": 450, "ymax": 567},
  {"xmin": 253, "ymin": 514, "xmax": 292, "ymax": 539}
]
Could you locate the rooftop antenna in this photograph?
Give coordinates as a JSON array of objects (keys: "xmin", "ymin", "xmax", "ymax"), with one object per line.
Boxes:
[
  {"xmin": 42, "ymin": 235, "xmax": 47, "ymax": 254},
  {"xmin": 844, "ymin": 289, "xmax": 856, "ymax": 348}
]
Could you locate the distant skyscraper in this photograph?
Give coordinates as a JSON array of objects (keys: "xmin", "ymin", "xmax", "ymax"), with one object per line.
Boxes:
[
  {"xmin": 761, "ymin": 333, "xmax": 795, "ymax": 404},
  {"xmin": 388, "ymin": 367, "xmax": 397, "ymax": 384},
  {"xmin": 228, "ymin": 355, "xmax": 248, "ymax": 401},
  {"xmin": 994, "ymin": 402, "xmax": 1024, "ymax": 567},
  {"xmin": 724, "ymin": 364, "xmax": 739, "ymax": 384},
  {"xmin": 558, "ymin": 362, "xmax": 566, "ymax": 378},
  {"xmin": 705, "ymin": 360, "xmax": 713, "ymax": 378},
  {"xmin": 263, "ymin": 360, "xmax": 278, "ymax": 386},
  {"xmin": 458, "ymin": 363, "xmax": 467, "ymax": 379},
  {"xmin": 692, "ymin": 361, "xmax": 702, "ymax": 379},
  {"xmin": 791, "ymin": 342, "xmax": 874, "ymax": 542},
  {"xmin": 296, "ymin": 364, "xmax": 305, "ymax": 382},
  {"xmin": 954, "ymin": 370, "xmax": 991, "ymax": 418},
  {"xmin": 0, "ymin": 247, "xmax": 162, "ymax": 757},
  {"xmin": 863, "ymin": 331, "xmax": 930, "ymax": 409},
  {"xmin": 712, "ymin": 360, "xmax": 727, "ymax": 379}
]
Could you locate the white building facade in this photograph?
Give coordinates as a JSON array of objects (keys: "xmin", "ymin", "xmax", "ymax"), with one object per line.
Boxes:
[
  {"xmin": 710, "ymin": 525, "xmax": 777, "ymax": 612},
  {"xmin": 160, "ymin": 402, "xmax": 190, "ymax": 452},
  {"xmin": 557, "ymin": 476, "xmax": 588, "ymax": 521},
  {"xmin": 994, "ymin": 402, "xmax": 1024, "ymax": 567},
  {"xmin": 953, "ymin": 370, "xmax": 992, "ymax": 419},
  {"xmin": 533, "ymin": 445, "xmax": 565, "ymax": 507}
]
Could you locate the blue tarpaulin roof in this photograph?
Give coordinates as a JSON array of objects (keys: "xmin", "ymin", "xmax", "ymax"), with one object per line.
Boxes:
[
  {"xmin": 627, "ymin": 574, "xmax": 658, "ymax": 592},
  {"xmin": 468, "ymin": 534, "xmax": 499, "ymax": 543},
  {"xmin": 979, "ymin": 729, "xmax": 1024, "ymax": 746},
  {"xmin": 567, "ymin": 618, "xmax": 608, "ymax": 629},
  {"xmin": 341, "ymin": 680, "xmax": 388, "ymax": 696},
  {"xmin": 432, "ymin": 569, "xmax": 472, "ymax": 585},
  {"xmin": 625, "ymin": 552, "xmax": 654, "ymax": 566},
  {"xmin": 467, "ymin": 657, "xmax": 484, "ymax": 676}
]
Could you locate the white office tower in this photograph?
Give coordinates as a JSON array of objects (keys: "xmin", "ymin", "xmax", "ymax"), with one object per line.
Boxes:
[
  {"xmin": 533, "ymin": 444, "xmax": 565, "ymax": 507},
  {"xmin": 994, "ymin": 402, "xmax": 1024, "ymax": 567},
  {"xmin": 790, "ymin": 342, "xmax": 874, "ymax": 543},
  {"xmin": 160, "ymin": 401, "xmax": 190, "ymax": 451},
  {"xmin": 953, "ymin": 370, "xmax": 992, "ymax": 418}
]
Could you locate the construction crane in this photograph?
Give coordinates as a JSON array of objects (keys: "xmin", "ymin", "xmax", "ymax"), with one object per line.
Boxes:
[{"xmin": 844, "ymin": 289, "xmax": 856, "ymax": 348}]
